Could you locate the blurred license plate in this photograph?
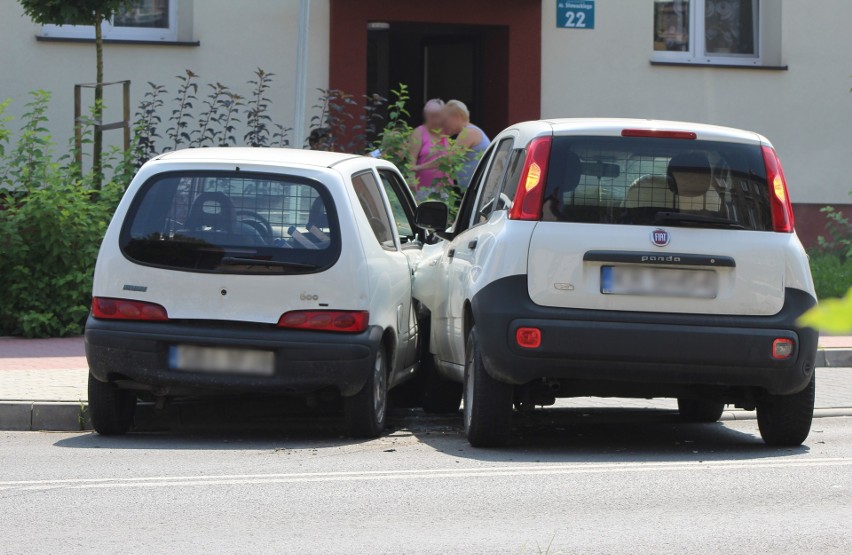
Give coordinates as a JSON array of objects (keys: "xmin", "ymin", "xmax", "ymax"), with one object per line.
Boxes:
[
  {"xmin": 169, "ymin": 346, "xmax": 275, "ymax": 376},
  {"xmin": 601, "ymin": 266, "xmax": 717, "ymax": 298}
]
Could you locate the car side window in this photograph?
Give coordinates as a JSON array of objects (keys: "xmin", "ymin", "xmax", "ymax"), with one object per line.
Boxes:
[
  {"xmin": 453, "ymin": 143, "xmax": 496, "ymax": 234},
  {"xmin": 378, "ymin": 169, "xmax": 417, "ymax": 243},
  {"xmin": 499, "ymin": 149, "xmax": 527, "ymax": 207},
  {"xmin": 351, "ymin": 171, "xmax": 395, "ymax": 249},
  {"xmin": 473, "ymin": 138, "xmax": 514, "ymax": 223}
]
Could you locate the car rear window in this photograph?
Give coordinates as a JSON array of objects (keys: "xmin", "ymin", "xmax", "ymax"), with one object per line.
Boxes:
[
  {"xmin": 120, "ymin": 171, "xmax": 340, "ymax": 274},
  {"xmin": 542, "ymin": 136, "xmax": 773, "ymax": 231}
]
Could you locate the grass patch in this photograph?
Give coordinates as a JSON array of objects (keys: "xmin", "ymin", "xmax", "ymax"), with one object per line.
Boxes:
[{"xmin": 810, "ymin": 253, "xmax": 852, "ymax": 299}]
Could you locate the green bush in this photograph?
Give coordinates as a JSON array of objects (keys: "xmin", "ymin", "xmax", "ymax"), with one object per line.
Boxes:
[
  {"xmin": 809, "ymin": 253, "xmax": 852, "ymax": 300},
  {"xmin": 0, "ymin": 91, "xmax": 125, "ymax": 338}
]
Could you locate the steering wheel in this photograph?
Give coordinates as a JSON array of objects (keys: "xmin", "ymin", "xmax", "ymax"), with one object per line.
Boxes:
[{"xmin": 235, "ymin": 210, "xmax": 274, "ymax": 244}]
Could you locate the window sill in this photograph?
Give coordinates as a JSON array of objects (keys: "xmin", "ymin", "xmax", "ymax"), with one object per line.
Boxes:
[
  {"xmin": 36, "ymin": 35, "xmax": 199, "ymax": 47},
  {"xmin": 650, "ymin": 60, "xmax": 788, "ymax": 71}
]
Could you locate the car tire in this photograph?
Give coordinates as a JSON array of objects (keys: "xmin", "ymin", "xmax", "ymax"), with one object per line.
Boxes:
[
  {"xmin": 464, "ymin": 327, "xmax": 512, "ymax": 447},
  {"xmin": 88, "ymin": 374, "xmax": 136, "ymax": 435},
  {"xmin": 757, "ymin": 374, "xmax": 815, "ymax": 447},
  {"xmin": 421, "ymin": 353, "xmax": 463, "ymax": 414},
  {"xmin": 344, "ymin": 344, "xmax": 388, "ymax": 438},
  {"xmin": 677, "ymin": 398, "xmax": 725, "ymax": 423}
]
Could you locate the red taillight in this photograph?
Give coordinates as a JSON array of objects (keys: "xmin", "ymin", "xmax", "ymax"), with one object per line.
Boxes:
[
  {"xmin": 621, "ymin": 129, "xmax": 697, "ymax": 140},
  {"xmin": 91, "ymin": 297, "xmax": 169, "ymax": 321},
  {"xmin": 278, "ymin": 310, "xmax": 369, "ymax": 333},
  {"xmin": 509, "ymin": 136, "xmax": 552, "ymax": 221},
  {"xmin": 516, "ymin": 327, "xmax": 542, "ymax": 349},
  {"xmin": 772, "ymin": 338, "xmax": 795, "ymax": 360},
  {"xmin": 761, "ymin": 145, "xmax": 795, "ymax": 233}
]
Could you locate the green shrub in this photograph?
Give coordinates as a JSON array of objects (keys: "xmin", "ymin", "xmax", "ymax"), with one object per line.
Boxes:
[
  {"xmin": 809, "ymin": 253, "xmax": 852, "ymax": 300},
  {"xmin": 0, "ymin": 91, "xmax": 125, "ymax": 338}
]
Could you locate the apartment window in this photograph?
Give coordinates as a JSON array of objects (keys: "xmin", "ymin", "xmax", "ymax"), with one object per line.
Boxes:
[
  {"xmin": 40, "ymin": 0, "xmax": 178, "ymax": 42},
  {"xmin": 653, "ymin": 0, "xmax": 762, "ymax": 66}
]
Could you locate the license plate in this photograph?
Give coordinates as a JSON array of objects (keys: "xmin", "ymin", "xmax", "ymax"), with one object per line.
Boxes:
[
  {"xmin": 169, "ymin": 346, "xmax": 275, "ymax": 376},
  {"xmin": 601, "ymin": 266, "xmax": 717, "ymax": 299}
]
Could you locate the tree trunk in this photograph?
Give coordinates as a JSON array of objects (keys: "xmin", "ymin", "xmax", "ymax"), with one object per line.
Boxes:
[{"xmin": 93, "ymin": 12, "xmax": 104, "ymax": 190}]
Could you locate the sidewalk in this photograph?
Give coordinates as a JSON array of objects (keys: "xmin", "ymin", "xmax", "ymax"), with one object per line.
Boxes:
[{"xmin": 1, "ymin": 335, "xmax": 851, "ymax": 431}]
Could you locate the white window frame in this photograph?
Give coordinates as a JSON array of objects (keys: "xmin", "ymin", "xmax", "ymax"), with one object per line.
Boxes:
[
  {"xmin": 652, "ymin": 0, "xmax": 763, "ymax": 67},
  {"xmin": 40, "ymin": 1, "xmax": 178, "ymax": 42}
]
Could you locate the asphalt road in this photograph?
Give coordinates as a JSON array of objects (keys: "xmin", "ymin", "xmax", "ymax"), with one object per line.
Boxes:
[{"xmin": 1, "ymin": 405, "xmax": 851, "ymax": 555}]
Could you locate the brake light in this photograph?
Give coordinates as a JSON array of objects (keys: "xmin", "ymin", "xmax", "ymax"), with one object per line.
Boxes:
[
  {"xmin": 621, "ymin": 129, "xmax": 697, "ymax": 140},
  {"xmin": 278, "ymin": 310, "xmax": 369, "ymax": 333},
  {"xmin": 509, "ymin": 136, "xmax": 552, "ymax": 221},
  {"xmin": 91, "ymin": 297, "xmax": 169, "ymax": 321},
  {"xmin": 516, "ymin": 327, "xmax": 542, "ymax": 349},
  {"xmin": 772, "ymin": 338, "xmax": 795, "ymax": 360},
  {"xmin": 761, "ymin": 145, "xmax": 795, "ymax": 233}
]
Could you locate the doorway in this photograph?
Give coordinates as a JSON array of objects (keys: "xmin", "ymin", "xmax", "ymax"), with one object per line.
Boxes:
[
  {"xmin": 367, "ymin": 23, "xmax": 505, "ymax": 135},
  {"xmin": 331, "ymin": 0, "xmax": 541, "ymax": 141}
]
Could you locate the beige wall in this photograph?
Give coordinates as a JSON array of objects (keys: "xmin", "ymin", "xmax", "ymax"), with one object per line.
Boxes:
[
  {"xmin": 0, "ymin": 0, "xmax": 330, "ymax": 152},
  {"xmin": 541, "ymin": 0, "xmax": 852, "ymax": 204}
]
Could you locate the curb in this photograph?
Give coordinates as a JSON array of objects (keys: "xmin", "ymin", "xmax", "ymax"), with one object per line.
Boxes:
[
  {"xmin": 0, "ymin": 401, "xmax": 851, "ymax": 432},
  {"xmin": 816, "ymin": 348, "xmax": 852, "ymax": 368}
]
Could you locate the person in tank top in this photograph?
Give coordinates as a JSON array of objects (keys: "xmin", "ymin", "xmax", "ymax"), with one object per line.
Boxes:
[
  {"xmin": 409, "ymin": 99, "xmax": 449, "ymax": 197},
  {"xmin": 442, "ymin": 99, "xmax": 491, "ymax": 190}
]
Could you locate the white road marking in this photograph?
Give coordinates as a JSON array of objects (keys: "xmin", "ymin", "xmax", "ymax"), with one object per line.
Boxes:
[{"xmin": 1, "ymin": 458, "xmax": 850, "ymax": 491}]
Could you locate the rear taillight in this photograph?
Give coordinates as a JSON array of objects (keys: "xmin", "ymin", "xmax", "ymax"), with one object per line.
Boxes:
[
  {"xmin": 761, "ymin": 145, "xmax": 795, "ymax": 233},
  {"xmin": 91, "ymin": 297, "xmax": 169, "ymax": 321},
  {"xmin": 516, "ymin": 327, "xmax": 542, "ymax": 349},
  {"xmin": 621, "ymin": 129, "xmax": 697, "ymax": 140},
  {"xmin": 509, "ymin": 136, "xmax": 552, "ymax": 221},
  {"xmin": 772, "ymin": 338, "xmax": 795, "ymax": 360},
  {"xmin": 278, "ymin": 310, "xmax": 369, "ymax": 333}
]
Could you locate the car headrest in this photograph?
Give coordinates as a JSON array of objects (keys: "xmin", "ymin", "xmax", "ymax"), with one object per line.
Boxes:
[
  {"xmin": 545, "ymin": 151, "xmax": 583, "ymax": 199},
  {"xmin": 307, "ymin": 196, "xmax": 329, "ymax": 229},
  {"xmin": 667, "ymin": 152, "xmax": 713, "ymax": 198},
  {"xmin": 186, "ymin": 191, "xmax": 235, "ymax": 230}
]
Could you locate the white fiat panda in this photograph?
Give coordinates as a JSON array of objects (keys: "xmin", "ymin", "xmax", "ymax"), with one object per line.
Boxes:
[
  {"xmin": 413, "ymin": 119, "xmax": 819, "ymax": 448},
  {"xmin": 86, "ymin": 148, "xmax": 424, "ymax": 437}
]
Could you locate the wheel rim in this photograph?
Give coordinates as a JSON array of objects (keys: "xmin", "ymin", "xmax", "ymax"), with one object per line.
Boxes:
[
  {"xmin": 463, "ymin": 347, "xmax": 475, "ymax": 432},
  {"xmin": 373, "ymin": 349, "xmax": 387, "ymax": 424}
]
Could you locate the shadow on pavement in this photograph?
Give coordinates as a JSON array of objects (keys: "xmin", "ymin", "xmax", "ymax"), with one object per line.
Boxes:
[
  {"xmin": 53, "ymin": 396, "xmax": 810, "ymax": 462},
  {"xmin": 401, "ymin": 406, "xmax": 811, "ymax": 463}
]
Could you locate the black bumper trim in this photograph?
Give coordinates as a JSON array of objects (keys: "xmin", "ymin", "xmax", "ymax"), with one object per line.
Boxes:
[
  {"xmin": 85, "ymin": 316, "xmax": 382, "ymax": 396},
  {"xmin": 471, "ymin": 276, "xmax": 817, "ymax": 396}
]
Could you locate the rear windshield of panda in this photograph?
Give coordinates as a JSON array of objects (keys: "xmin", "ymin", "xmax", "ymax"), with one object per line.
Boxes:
[
  {"xmin": 120, "ymin": 172, "xmax": 340, "ymax": 274},
  {"xmin": 541, "ymin": 136, "xmax": 774, "ymax": 231}
]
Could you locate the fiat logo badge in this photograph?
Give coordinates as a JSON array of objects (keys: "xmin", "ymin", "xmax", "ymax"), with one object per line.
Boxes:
[{"xmin": 651, "ymin": 228, "xmax": 671, "ymax": 247}]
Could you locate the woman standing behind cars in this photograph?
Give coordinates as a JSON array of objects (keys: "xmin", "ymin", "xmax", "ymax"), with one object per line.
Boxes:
[
  {"xmin": 409, "ymin": 99, "xmax": 449, "ymax": 198},
  {"xmin": 442, "ymin": 99, "xmax": 490, "ymax": 190}
]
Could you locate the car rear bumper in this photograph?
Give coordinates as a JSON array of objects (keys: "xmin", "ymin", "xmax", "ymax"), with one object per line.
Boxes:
[
  {"xmin": 85, "ymin": 316, "xmax": 382, "ymax": 397},
  {"xmin": 472, "ymin": 276, "xmax": 818, "ymax": 396}
]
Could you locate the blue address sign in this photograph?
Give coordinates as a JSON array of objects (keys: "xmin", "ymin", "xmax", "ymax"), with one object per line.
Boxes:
[{"xmin": 557, "ymin": 0, "xmax": 595, "ymax": 30}]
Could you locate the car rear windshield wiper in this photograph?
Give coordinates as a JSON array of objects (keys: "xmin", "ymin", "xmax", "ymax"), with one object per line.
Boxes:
[
  {"xmin": 654, "ymin": 212, "xmax": 746, "ymax": 230},
  {"xmin": 221, "ymin": 257, "xmax": 319, "ymax": 270}
]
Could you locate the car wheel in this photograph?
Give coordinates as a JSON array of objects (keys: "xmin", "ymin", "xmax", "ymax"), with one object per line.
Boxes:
[
  {"xmin": 464, "ymin": 327, "xmax": 512, "ymax": 447},
  {"xmin": 421, "ymin": 352, "xmax": 463, "ymax": 414},
  {"xmin": 677, "ymin": 398, "xmax": 725, "ymax": 423},
  {"xmin": 88, "ymin": 374, "xmax": 136, "ymax": 435},
  {"xmin": 757, "ymin": 374, "xmax": 815, "ymax": 447},
  {"xmin": 344, "ymin": 344, "xmax": 388, "ymax": 438}
]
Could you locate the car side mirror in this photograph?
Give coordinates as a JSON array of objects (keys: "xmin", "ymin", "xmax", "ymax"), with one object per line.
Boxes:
[{"xmin": 415, "ymin": 201, "xmax": 449, "ymax": 232}]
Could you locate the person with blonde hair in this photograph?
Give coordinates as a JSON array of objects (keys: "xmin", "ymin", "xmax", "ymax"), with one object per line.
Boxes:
[
  {"xmin": 442, "ymin": 99, "xmax": 491, "ymax": 189},
  {"xmin": 408, "ymin": 98, "xmax": 449, "ymax": 195}
]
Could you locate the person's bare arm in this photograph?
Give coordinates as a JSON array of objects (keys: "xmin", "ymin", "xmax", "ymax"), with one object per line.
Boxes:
[
  {"xmin": 456, "ymin": 126, "xmax": 482, "ymax": 149},
  {"xmin": 407, "ymin": 129, "xmax": 422, "ymax": 168}
]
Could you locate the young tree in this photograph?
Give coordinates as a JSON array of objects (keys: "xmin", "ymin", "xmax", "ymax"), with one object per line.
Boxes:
[{"xmin": 18, "ymin": 0, "xmax": 134, "ymax": 188}]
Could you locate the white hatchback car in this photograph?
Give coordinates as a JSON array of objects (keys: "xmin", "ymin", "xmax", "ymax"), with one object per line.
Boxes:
[
  {"xmin": 413, "ymin": 118, "xmax": 819, "ymax": 448},
  {"xmin": 86, "ymin": 148, "xmax": 425, "ymax": 437}
]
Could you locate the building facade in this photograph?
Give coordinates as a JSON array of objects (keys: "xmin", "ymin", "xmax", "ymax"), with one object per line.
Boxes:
[{"xmin": 1, "ymin": 0, "xmax": 850, "ymax": 242}]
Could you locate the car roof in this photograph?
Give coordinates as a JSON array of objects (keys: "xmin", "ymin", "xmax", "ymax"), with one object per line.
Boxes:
[
  {"xmin": 155, "ymin": 147, "xmax": 362, "ymax": 167},
  {"xmin": 506, "ymin": 118, "xmax": 768, "ymax": 145}
]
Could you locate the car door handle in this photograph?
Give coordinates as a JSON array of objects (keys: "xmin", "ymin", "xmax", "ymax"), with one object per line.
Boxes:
[
  {"xmin": 448, "ymin": 248, "xmax": 456, "ymax": 259},
  {"xmin": 468, "ymin": 240, "xmax": 478, "ymax": 250}
]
